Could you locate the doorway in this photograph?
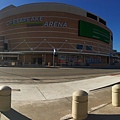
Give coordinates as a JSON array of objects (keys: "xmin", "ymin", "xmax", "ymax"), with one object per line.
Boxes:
[{"xmin": 33, "ymin": 58, "xmax": 42, "ymax": 64}]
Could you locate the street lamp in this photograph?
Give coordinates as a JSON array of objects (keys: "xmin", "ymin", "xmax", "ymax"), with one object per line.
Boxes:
[{"xmin": 53, "ymin": 48, "xmax": 57, "ymax": 66}]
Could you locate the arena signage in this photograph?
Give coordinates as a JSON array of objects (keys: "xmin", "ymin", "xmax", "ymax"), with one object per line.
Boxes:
[
  {"xmin": 6, "ymin": 16, "xmax": 43, "ymax": 25},
  {"xmin": 6, "ymin": 16, "xmax": 67, "ymax": 27},
  {"xmin": 78, "ymin": 20, "xmax": 110, "ymax": 43},
  {"xmin": 44, "ymin": 22, "xmax": 67, "ymax": 27}
]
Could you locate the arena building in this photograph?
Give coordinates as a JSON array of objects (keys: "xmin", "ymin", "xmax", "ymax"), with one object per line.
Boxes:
[{"xmin": 0, "ymin": 2, "xmax": 113, "ymax": 66}]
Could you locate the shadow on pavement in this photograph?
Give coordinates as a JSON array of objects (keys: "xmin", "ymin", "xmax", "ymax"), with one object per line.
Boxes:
[
  {"xmin": 87, "ymin": 114, "xmax": 120, "ymax": 120},
  {"xmin": 2, "ymin": 108, "xmax": 31, "ymax": 120}
]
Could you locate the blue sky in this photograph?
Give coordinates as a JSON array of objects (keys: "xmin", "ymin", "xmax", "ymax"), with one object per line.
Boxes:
[{"xmin": 0, "ymin": 0, "xmax": 120, "ymax": 51}]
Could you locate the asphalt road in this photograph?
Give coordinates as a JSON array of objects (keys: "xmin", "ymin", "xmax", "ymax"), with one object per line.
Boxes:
[
  {"xmin": 0, "ymin": 67, "xmax": 119, "ymax": 83},
  {"xmin": 0, "ymin": 67, "xmax": 120, "ymax": 76}
]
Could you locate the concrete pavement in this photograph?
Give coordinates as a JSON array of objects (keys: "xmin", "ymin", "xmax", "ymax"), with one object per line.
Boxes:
[
  {"xmin": 0, "ymin": 72, "xmax": 120, "ymax": 120},
  {"xmin": 0, "ymin": 73, "xmax": 119, "ymax": 101}
]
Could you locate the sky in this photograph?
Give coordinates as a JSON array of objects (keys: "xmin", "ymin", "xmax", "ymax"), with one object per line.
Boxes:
[{"xmin": 0, "ymin": 0, "xmax": 120, "ymax": 51}]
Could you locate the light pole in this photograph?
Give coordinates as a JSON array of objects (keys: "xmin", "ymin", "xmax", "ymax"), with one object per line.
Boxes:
[
  {"xmin": 53, "ymin": 50, "xmax": 54, "ymax": 67},
  {"xmin": 53, "ymin": 48, "xmax": 57, "ymax": 66}
]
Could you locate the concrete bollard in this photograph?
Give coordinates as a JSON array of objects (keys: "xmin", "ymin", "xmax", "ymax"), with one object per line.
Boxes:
[
  {"xmin": 0, "ymin": 86, "xmax": 11, "ymax": 112},
  {"xmin": 11, "ymin": 62, "xmax": 15, "ymax": 66},
  {"xmin": 42, "ymin": 62, "xmax": 45, "ymax": 67},
  {"xmin": 55, "ymin": 63, "xmax": 57, "ymax": 66},
  {"xmin": 72, "ymin": 90, "xmax": 88, "ymax": 120},
  {"xmin": 112, "ymin": 84, "xmax": 120, "ymax": 107},
  {"xmin": 48, "ymin": 62, "xmax": 51, "ymax": 67}
]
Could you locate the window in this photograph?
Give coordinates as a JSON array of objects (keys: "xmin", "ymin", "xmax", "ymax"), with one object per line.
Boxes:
[
  {"xmin": 4, "ymin": 43, "xmax": 8, "ymax": 50},
  {"xmin": 76, "ymin": 44, "xmax": 83, "ymax": 50},
  {"xmin": 87, "ymin": 12, "xmax": 97, "ymax": 20},
  {"xmin": 99, "ymin": 18, "xmax": 106, "ymax": 25},
  {"xmin": 111, "ymin": 35, "xmax": 113, "ymax": 41},
  {"xmin": 86, "ymin": 45, "xmax": 92, "ymax": 50},
  {"xmin": 10, "ymin": 57, "xmax": 17, "ymax": 60},
  {"xmin": 0, "ymin": 36, "xmax": 4, "ymax": 40}
]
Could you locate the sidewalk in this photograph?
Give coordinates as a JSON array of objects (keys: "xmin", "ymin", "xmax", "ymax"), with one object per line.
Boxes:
[
  {"xmin": 0, "ymin": 74, "xmax": 119, "ymax": 101},
  {"xmin": 0, "ymin": 74, "xmax": 120, "ymax": 120}
]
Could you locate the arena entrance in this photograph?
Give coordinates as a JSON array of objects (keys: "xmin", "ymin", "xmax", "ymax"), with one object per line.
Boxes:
[{"xmin": 33, "ymin": 58, "xmax": 42, "ymax": 64}]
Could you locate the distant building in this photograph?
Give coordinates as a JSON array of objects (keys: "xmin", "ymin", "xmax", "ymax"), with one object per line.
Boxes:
[
  {"xmin": 112, "ymin": 51, "xmax": 120, "ymax": 64},
  {"xmin": 0, "ymin": 2, "xmax": 114, "ymax": 66}
]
